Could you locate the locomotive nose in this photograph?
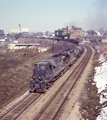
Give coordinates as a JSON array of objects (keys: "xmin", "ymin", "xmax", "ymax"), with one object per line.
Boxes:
[
  {"xmin": 29, "ymin": 83, "xmax": 37, "ymax": 92},
  {"xmin": 29, "ymin": 88, "xmax": 34, "ymax": 92}
]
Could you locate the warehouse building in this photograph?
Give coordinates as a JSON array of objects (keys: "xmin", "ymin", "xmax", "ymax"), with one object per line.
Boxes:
[
  {"xmin": 70, "ymin": 26, "xmax": 84, "ymax": 39},
  {"xmin": 0, "ymin": 28, "xmax": 4, "ymax": 36},
  {"xmin": 11, "ymin": 25, "xmax": 28, "ymax": 34}
]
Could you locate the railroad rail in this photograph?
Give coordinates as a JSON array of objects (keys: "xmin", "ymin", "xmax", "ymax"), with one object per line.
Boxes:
[
  {"xmin": 34, "ymin": 45, "xmax": 92, "ymax": 120},
  {"xmin": 0, "ymin": 93, "xmax": 41, "ymax": 120}
]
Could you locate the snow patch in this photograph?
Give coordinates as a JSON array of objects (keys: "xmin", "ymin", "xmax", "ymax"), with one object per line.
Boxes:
[{"xmin": 93, "ymin": 54, "xmax": 107, "ymax": 119}]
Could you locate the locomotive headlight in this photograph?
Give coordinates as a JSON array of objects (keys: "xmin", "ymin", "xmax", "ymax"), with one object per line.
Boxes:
[
  {"xmin": 39, "ymin": 76, "xmax": 42, "ymax": 81},
  {"xmin": 33, "ymin": 76, "xmax": 35, "ymax": 80}
]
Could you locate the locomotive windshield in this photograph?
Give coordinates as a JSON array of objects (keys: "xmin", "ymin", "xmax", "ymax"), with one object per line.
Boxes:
[
  {"xmin": 34, "ymin": 62, "xmax": 49, "ymax": 75},
  {"xmin": 34, "ymin": 61, "xmax": 53, "ymax": 77},
  {"xmin": 41, "ymin": 66, "xmax": 45, "ymax": 70}
]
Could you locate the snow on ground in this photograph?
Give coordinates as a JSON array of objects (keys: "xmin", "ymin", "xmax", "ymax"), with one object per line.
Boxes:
[{"xmin": 94, "ymin": 54, "xmax": 107, "ymax": 120}]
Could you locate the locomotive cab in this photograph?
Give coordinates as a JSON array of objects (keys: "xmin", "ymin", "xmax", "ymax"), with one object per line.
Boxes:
[{"xmin": 29, "ymin": 61, "xmax": 53, "ymax": 92}]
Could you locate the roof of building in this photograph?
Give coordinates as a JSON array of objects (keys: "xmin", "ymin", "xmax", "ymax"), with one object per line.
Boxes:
[
  {"xmin": 62, "ymin": 28, "xmax": 67, "ymax": 30},
  {"xmin": 73, "ymin": 27, "xmax": 82, "ymax": 30}
]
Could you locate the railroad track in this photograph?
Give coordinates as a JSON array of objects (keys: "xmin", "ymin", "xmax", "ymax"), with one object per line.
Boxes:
[
  {"xmin": 0, "ymin": 45, "xmax": 92, "ymax": 120},
  {"xmin": 34, "ymin": 45, "xmax": 92, "ymax": 120},
  {"xmin": 0, "ymin": 93, "xmax": 41, "ymax": 120}
]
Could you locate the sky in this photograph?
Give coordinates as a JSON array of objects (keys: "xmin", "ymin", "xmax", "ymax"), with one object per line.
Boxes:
[{"xmin": 0, "ymin": 0, "xmax": 107, "ymax": 33}]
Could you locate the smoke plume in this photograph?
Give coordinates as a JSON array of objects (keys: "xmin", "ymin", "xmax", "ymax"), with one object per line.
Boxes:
[{"xmin": 85, "ymin": 0, "xmax": 107, "ymax": 31}]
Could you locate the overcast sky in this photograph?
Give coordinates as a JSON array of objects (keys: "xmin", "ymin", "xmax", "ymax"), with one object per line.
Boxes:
[{"xmin": 0, "ymin": 0, "xmax": 107, "ymax": 33}]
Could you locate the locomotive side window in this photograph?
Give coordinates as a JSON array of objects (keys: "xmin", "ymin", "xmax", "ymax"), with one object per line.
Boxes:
[
  {"xmin": 48, "ymin": 64, "xmax": 53, "ymax": 74},
  {"xmin": 49, "ymin": 65, "xmax": 52, "ymax": 69}
]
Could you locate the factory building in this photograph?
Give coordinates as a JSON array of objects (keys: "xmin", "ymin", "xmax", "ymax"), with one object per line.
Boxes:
[
  {"xmin": 62, "ymin": 26, "xmax": 68, "ymax": 35},
  {"xmin": 55, "ymin": 26, "xmax": 70, "ymax": 39},
  {"xmin": 8, "ymin": 43, "xmax": 50, "ymax": 53},
  {"xmin": 0, "ymin": 28, "xmax": 4, "ymax": 36},
  {"xmin": 11, "ymin": 25, "xmax": 28, "ymax": 34},
  {"xmin": 70, "ymin": 26, "xmax": 84, "ymax": 39}
]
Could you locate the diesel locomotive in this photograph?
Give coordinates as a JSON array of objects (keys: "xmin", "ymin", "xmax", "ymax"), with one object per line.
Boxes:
[{"xmin": 29, "ymin": 45, "xmax": 84, "ymax": 92}]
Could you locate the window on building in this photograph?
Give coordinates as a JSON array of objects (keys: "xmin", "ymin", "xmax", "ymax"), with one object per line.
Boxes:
[{"xmin": 56, "ymin": 32, "xmax": 59, "ymax": 35}]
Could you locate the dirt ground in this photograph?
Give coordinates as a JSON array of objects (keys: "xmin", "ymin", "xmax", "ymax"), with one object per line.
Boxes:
[
  {"xmin": 78, "ymin": 42, "xmax": 107, "ymax": 120},
  {"xmin": 0, "ymin": 40, "xmax": 75, "ymax": 110},
  {"xmin": 1, "ymin": 41, "xmax": 106, "ymax": 120},
  {"xmin": 16, "ymin": 44, "xmax": 88, "ymax": 120},
  {"xmin": 53, "ymin": 46, "xmax": 95, "ymax": 120},
  {"xmin": 54, "ymin": 42, "xmax": 107, "ymax": 120},
  {"xmin": 0, "ymin": 45, "xmax": 94, "ymax": 120}
]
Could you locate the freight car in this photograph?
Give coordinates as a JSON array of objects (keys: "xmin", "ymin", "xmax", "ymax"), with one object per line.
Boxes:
[{"xmin": 29, "ymin": 45, "xmax": 84, "ymax": 92}]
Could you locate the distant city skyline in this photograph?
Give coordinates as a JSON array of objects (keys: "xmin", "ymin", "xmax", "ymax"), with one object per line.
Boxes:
[{"xmin": 0, "ymin": 0, "xmax": 107, "ymax": 33}]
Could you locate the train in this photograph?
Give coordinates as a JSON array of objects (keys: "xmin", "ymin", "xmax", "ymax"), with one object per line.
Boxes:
[{"xmin": 29, "ymin": 45, "xmax": 84, "ymax": 93}]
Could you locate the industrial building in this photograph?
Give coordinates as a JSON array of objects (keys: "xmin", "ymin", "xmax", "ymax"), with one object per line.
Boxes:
[
  {"xmin": 8, "ymin": 43, "xmax": 40, "ymax": 49},
  {"xmin": 55, "ymin": 26, "xmax": 70, "ymax": 39},
  {"xmin": 8, "ymin": 43, "xmax": 50, "ymax": 53},
  {"xmin": 0, "ymin": 28, "xmax": 4, "ymax": 36},
  {"xmin": 55, "ymin": 26, "xmax": 84, "ymax": 40},
  {"xmin": 11, "ymin": 25, "xmax": 28, "ymax": 34},
  {"xmin": 70, "ymin": 26, "xmax": 84, "ymax": 39}
]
